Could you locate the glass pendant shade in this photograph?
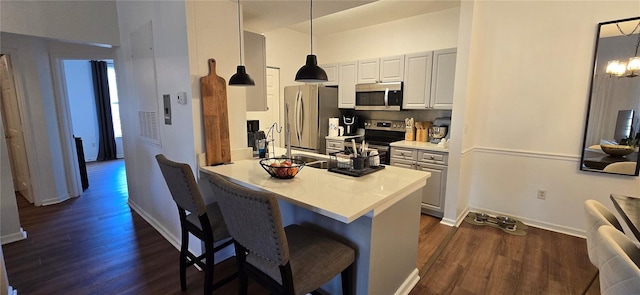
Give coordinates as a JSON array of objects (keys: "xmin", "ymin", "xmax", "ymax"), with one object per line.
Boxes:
[
  {"xmin": 295, "ymin": 55, "xmax": 328, "ymax": 83},
  {"xmin": 606, "ymin": 60, "xmax": 627, "ymax": 76},
  {"xmin": 229, "ymin": 65, "xmax": 255, "ymax": 86},
  {"xmin": 628, "ymin": 56, "xmax": 640, "ymax": 71}
]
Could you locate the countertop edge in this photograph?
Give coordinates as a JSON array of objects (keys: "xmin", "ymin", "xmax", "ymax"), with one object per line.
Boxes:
[{"xmin": 390, "ymin": 140, "xmax": 449, "ymax": 153}]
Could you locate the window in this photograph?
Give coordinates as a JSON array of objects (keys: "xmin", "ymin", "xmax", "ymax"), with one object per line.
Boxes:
[{"xmin": 106, "ymin": 61, "xmax": 122, "ymax": 138}]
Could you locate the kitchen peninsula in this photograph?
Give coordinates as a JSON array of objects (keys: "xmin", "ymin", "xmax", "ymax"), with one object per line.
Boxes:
[{"xmin": 200, "ymin": 155, "xmax": 430, "ymax": 295}]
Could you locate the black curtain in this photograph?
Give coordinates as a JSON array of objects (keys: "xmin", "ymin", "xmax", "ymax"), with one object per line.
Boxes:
[{"xmin": 90, "ymin": 60, "xmax": 117, "ymax": 161}]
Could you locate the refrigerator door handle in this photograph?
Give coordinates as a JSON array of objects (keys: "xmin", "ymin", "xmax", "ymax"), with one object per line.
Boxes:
[{"xmin": 296, "ymin": 91, "xmax": 303, "ymax": 142}]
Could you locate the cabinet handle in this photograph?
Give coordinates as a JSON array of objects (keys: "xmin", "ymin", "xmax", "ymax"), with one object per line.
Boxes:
[{"xmin": 430, "ymin": 156, "xmax": 435, "ymax": 160}]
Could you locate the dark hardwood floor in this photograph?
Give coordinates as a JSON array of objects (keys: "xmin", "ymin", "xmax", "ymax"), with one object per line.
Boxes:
[{"xmin": 3, "ymin": 159, "xmax": 597, "ymax": 294}]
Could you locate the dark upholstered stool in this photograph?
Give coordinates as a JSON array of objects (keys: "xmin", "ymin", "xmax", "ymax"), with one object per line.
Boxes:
[
  {"xmin": 156, "ymin": 154, "xmax": 236, "ymax": 294},
  {"xmin": 207, "ymin": 172, "xmax": 356, "ymax": 295}
]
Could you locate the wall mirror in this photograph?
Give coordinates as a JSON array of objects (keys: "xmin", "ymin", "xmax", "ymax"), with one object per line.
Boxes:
[{"xmin": 581, "ymin": 16, "xmax": 640, "ymax": 176}]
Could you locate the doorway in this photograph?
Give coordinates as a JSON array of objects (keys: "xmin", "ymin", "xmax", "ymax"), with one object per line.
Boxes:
[{"xmin": 0, "ymin": 54, "xmax": 34, "ymax": 204}]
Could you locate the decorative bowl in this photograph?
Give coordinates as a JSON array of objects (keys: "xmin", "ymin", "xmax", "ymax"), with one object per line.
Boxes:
[
  {"xmin": 259, "ymin": 158, "xmax": 305, "ymax": 179},
  {"xmin": 601, "ymin": 144, "xmax": 635, "ymax": 157}
]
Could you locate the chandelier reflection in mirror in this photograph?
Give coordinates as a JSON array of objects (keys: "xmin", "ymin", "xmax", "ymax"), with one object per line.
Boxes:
[{"xmin": 606, "ymin": 21, "xmax": 640, "ymax": 78}]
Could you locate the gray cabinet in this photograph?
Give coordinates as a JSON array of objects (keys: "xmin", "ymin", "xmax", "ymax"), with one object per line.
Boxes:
[
  {"xmin": 390, "ymin": 147, "xmax": 447, "ymax": 217},
  {"xmin": 338, "ymin": 61, "xmax": 357, "ymax": 109},
  {"xmin": 326, "ymin": 138, "xmax": 345, "ymax": 155},
  {"xmin": 403, "ymin": 48, "xmax": 456, "ymax": 110},
  {"xmin": 244, "ymin": 31, "xmax": 267, "ymax": 111}
]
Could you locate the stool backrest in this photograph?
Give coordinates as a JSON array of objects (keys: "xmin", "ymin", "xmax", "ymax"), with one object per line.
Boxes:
[
  {"xmin": 156, "ymin": 154, "xmax": 206, "ymax": 216},
  {"xmin": 597, "ymin": 225, "xmax": 640, "ymax": 295},
  {"xmin": 585, "ymin": 199, "xmax": 624, "ymax": 267},
  {"xmin": 207, "ymin": 172, "xmax": 290, "ymax": 266}
]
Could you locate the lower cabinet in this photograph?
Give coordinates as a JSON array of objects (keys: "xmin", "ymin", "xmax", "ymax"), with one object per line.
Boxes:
[
  {"xmin": 326, "ymin": 139, "xmax": 345, "ymax": 155},
  {"xmin": 390, "ymin": 147, "xmax": 447, "ymax": 217}
]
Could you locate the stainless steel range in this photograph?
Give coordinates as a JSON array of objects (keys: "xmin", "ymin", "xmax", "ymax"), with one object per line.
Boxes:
[{"xmin": 360, "ymin": 119, "xmax": 406, "ymax": 165}]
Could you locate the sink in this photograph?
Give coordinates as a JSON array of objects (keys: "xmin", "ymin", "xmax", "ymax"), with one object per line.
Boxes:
[
  {"xmin": 290, "ymin": 154, "xmax": 326, "ymax": 164},
  {"xmin": 306, "ymin": 161, "xmax": 329, "ymax": 169}
]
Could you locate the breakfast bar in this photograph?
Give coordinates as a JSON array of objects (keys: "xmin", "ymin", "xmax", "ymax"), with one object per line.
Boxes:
[{"xmin": 200, "ymin": 157, "xmax": 430, "ymax": 295}]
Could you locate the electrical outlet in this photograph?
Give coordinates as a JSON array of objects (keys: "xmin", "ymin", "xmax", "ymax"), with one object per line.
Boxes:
[
  {"xmin": 537, "ymin": 189, "xmax": 547, "ymax": 200},
  {"xmin": 177, "ymin": 92, "xmax": 187, "ymax": 105}
]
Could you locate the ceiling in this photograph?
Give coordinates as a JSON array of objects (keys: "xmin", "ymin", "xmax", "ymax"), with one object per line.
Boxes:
[{"xmin": 240, "ymin": 0, "xmax": 461, "ymax": 36}]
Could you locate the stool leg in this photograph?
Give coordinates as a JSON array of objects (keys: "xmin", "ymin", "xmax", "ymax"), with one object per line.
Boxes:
[
  {"xmin": 341, "ymin": 264, "xmax": 354, "ymax": 295},
  {"xmin": 179, "ymin": 225, "xmax": 189, "ymax": 291},
  {"xmin": 204, "ymin": 240, "xmax": 215, "ymax": 295},
  {"xmin": 234, "ymin": 243, "xmax": 249, "ymax": 295}
]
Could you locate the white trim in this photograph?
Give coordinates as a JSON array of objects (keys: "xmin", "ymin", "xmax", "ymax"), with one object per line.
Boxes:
[
  {"xmin": 440, "ymin": 205, "xmax": 469, "ymax": 227},
  {"xmin": 40, "ymin": 193, "xmax": 71, "ymax": 206},
  {"xmin": 393, "ymin": 268, "xmax": 420, "ymax": 295},
  {"xmin": 469, "ymin": 206, "xmax": 586, "ymax": 238},
  {"xmin": 127, "ymin": 199, "xmax": 181, "ymax": 250},
  {"xmin": 473, "ymin": 146, "xmax": 580, "ymax": 162},
  {"xmin": 1, "ymin": 227, "xmax": 27, "ymax": 245},
  {"xmin": 127, "ymin": 199, "xmax": 234, "ymax": 267}
]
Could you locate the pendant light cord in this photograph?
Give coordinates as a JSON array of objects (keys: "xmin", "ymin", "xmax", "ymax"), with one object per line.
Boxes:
[
  {"xmin": 237, "ymin": 0, "xmax": 243, "ymax": 65},
  {"xmin": 310, "ymin": 0, "xmax": 313, "ymax": 55}
]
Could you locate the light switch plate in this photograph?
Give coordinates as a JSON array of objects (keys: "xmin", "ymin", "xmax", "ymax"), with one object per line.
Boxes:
[{"xmin": 177, "ymin": 92, "xmax": 187, "ymax": 105}]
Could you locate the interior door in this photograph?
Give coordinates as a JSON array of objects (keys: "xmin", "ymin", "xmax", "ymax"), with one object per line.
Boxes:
[{"xmin": 0, "ymin": 54, "xmax": 33, "ymax": 203}]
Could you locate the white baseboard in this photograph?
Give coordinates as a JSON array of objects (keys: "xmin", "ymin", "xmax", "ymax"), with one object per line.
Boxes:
[
  {"xmin": 1, "ymin": 228, "xmax": 27, "ymax": 245},
  {"xmin": 394, "ymin": 268, "xmax": 420, "ymax": 295},
  {"xmin": 127, "ymin": 199, "xmax": 182, "ymax": 250},
  {"xmin": 440, "ymin": 206, "xmax": 469, "ymax": 228},
  {"xmin": 40, "ymin": 193, "xmax": 71, "ymax": 206},
  {"xmin": 127, "ymin": 199, "xmax": 234, "ymax": 264},
  {"xmin": 469, "ymin": 206, "xmax": 585, "ymax": 238}
]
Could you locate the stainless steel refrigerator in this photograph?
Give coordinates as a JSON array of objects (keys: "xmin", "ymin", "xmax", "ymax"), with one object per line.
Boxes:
[{"xmin": 284, "ymin": 85, "xmax": 340, "ymax": 154}]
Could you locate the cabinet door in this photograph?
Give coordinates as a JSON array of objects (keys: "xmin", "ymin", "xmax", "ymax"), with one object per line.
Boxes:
[
  {"xmin": 380, "ymin": 55, "xmax": 404, "ymax": 82},
  {"xmin": 416, "ymin": 163, "xmax": 447, "ymax": 213},
  {"xmin": 403, "ymin": 52, "xmax": 432, "ymax": 109},
  {"xmin": 338, "ymin": 62, "xmax": 357, "ymax": 109},
  {"xmin": 245, "ymin": 31, "xmax": 267, "ymax": 111},
  {"xmin": 320, "ymin": 63, "xmax": 338, "ymax": 86},
  {"xmin": 430, "ymin": 48, "xmax": 456, "ymax": 110},
  {"xmin": 357, "ymin": 58, "xmax": 379, "ymax": 84},
  {"xmin": 326, "ymin": 139, "xmax": 344, "ymax": 151}
]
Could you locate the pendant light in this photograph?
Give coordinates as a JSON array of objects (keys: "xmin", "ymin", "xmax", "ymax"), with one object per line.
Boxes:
[
  {"xmin": 229, "ymin": 0, "xmax": 255, "ymax": 86},
  {"xmin": 295, "ymin": 0, "xmax": 328, "ymax": 83},
  {"xmin": 605, "ymin": 21, "xmax": 640, "ymax": 78}
]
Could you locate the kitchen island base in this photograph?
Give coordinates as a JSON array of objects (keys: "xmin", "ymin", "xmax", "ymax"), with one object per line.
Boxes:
[{"xmin": 275, "ymin": 186, "xmax": 423, "ymax": 294}]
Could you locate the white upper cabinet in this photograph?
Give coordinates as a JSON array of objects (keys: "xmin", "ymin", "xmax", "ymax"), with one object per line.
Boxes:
[
  {"xmin": 403, "ymin": 48, "xmax": 456, "ymax": 110},
  {"xmin": 357, "ymin": 58, "xmax": 380, "ymax": 84},
  {"xmin": 403, "ymin": 52, "xmax": 433, "ymax": 109},
  {"xmin": 245, "ymin": 31, "xmax": 267, "ymax": 111},
  {"xmin": 430, "ymin": 48, "xmax": 457, "ymax": 109},
  {"xmin": 379, "ymin": 55, "xmax": 404, "ymax": 82},
  {"xmin": 357, "ymin": 55, "xmax": 404, "ymax": 84},
  {"xmin": 320, "ymin": 63, "xmax": 339, "ymax": 86},
  {"xmin": 338, "ymin": 61, "xmax": 357, "ymax": 109}
]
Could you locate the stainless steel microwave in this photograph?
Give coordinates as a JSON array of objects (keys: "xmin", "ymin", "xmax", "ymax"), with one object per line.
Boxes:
[{"xmin": 355, "ymin": 82, "xmax": 403, "ymax": 111}]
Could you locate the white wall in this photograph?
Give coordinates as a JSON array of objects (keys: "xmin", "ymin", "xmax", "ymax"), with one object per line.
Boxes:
[
  {"xmin": 462, "ymin": 0, "xmax": 640, "ymax": 236},
  {"xmin": 64, "ymin": 60, "xmax": 99, "ymax": 162},
  {"xmin": 0, "ymin": 0, "xmax": 120, "ymax": 47},
  {"xmin": 317, "ymin": 8, "xmax": 460, "ymax": 63},
  {"xmin": 115, "ymin": 0, "xmax": 243, "ymax": 256}
]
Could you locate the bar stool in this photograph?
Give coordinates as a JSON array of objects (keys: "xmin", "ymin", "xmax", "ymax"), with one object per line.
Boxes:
[
  {"xmin": 207, "ymin": 172, "xmax": 356, "ymax": 295},
  {"xmin": 596, "ymin": 225, "xmax": 640, "ymax": 295},
  {"xmin": 155, "ymin": 154, "xmax": 236, "ymax": 294}
]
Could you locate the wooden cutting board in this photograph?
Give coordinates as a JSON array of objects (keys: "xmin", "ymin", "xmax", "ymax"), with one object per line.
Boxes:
[{"xmin": 200, "ymin": 58, "xmax": 231, "ymax": 165}]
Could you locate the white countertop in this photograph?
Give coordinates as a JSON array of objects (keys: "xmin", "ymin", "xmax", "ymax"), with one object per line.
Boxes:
[
  {"xmin": 200, "ymin": 156, "xmax": 430, "ymax": 223},
  {"xmin": 390, "ymin": 140, "xmax": 449, "ymax": 152}
]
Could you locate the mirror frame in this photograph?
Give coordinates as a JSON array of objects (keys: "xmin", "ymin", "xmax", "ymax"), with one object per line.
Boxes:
[{"xmin": 580, "ymin": 16, "xmax": 640, "ymax": 176}]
